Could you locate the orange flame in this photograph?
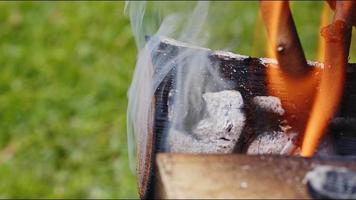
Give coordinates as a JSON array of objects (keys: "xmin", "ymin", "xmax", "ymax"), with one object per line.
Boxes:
[
  {"xmin": 265, "ymin": 2, "xmax": 319, "ymax": 149},
  {"xmin": 301, "ymin": 20, "xmax": 347, "ymax": 157},
  {"xmin": 267, "ymin": 66, "xmax": 319, "ymax": 138},
  {"xmin": 264, "ymin": 1, "xmax": 282, "ymax": 59},
  {"xmin": 317, "ymin": 3, "xmax": 332, "ymax": 62},
  {"xmin": 265, "ymin": 2, "xmax": 346, "ymax": 156}
]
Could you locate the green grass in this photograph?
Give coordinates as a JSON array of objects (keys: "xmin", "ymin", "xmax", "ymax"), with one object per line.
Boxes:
[
  {"xmin": 0, "ymin": 2, "xmax": 136, "ymax": 198},
  {"xmin": 0, "ymin": 1, "xmax": 354, "ymax": 198}
]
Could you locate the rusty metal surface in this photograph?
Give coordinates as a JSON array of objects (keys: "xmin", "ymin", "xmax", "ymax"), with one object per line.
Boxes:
[{"xmin": 155, "ymin": 153, "xmax": 356, "ymax": 199}]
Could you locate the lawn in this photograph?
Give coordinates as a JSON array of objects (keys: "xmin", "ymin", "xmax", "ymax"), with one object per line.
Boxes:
[
  {"xmin": 0, "ymin": 2, "xmax": 136, "ymax": 198},
  {"xmin": 0, "ymin": 1, "xmax": 354, "ymax": 198}
]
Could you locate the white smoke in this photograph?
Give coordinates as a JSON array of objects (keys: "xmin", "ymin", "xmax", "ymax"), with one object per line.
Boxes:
[{"xmin": 125, "ymin": 1, "xmax": 234, "ymax": 176}]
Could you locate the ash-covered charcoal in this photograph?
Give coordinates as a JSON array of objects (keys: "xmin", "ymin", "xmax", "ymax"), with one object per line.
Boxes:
[
  {"xmin": 246, "ymin": 131, "xmax": 297, "ymax": 155},
  {"xmin": 251, "ymin": 96, "xmax": 286, "ymax": 132},
  {"xmin": 167, "ymin": 90, "xmax": 246, "ymax": 153},
  {"xmin": 166, "ymin": 129, "xmax": 221, "ymax": 153},
  {"xmin": 252, "ymin": 96, "xmax": 285, "ymax": 116},
  {"xmin": 166, "ymin": 90, "xmax": 299, "ymax": 154},
  {"xmin": 245, "ymin": 95, "xmax": 297, "ymax": 155},
  {"xmin": 193, "ymin": 90, "xmax": 246, "ymax": 151},
  {"xmin": 305, "ymin": 166, "xmax": 356, "ymax": 199}
]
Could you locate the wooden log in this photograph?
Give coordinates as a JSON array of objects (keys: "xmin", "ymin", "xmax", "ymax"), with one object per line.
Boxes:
[{"xmin": 154, "ymin": 153, "xmax": 356, "ymax": 199}]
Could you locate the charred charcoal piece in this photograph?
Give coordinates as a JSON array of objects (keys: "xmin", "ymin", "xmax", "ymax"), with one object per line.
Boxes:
[
  {"xmin": 247, "ymin": 131, "xmax": 297, "ymax": 155},
  {"xmin": 167, "ymin": 90, "xmax": 245, "ymax": 153}
]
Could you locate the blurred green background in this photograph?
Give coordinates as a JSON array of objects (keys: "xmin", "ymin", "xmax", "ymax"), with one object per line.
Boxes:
[{"xmin": 0, "ymin": 1, "xmax": 354, "ymax": 198}]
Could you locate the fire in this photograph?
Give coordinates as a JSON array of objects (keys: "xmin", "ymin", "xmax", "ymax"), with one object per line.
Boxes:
[
  {"xmin": 317, "ymin": 3, "xmax": 332, "ymax": 62},
  {"xmin": 262, "ymin": 1, "xmax": 318, "ymax": 153},
  {"xmin": 301, "ymin": 20, "xmax": 347, "ymax": 157},
  {"xmin": 262, "ymin": 1, "xmax": 348, "ymax": 156},
  {"xmin": 262, "ymin": 1, "xmax": 282, "ymax": 60},
  {"xmin": 301, "ymin": 0, "xmax": 355, "ymax": 156},
  {"xmin": 266, "ymin": 66, "xmax": 319, "ymax": 141}
]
